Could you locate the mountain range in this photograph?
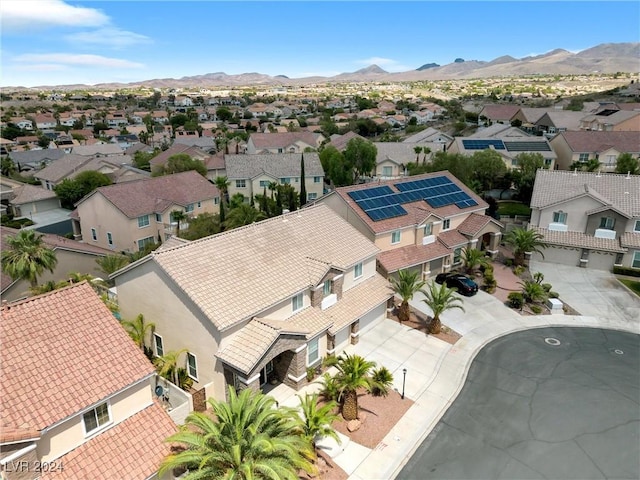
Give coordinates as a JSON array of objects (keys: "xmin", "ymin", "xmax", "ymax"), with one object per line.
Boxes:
[{"xmin": 19, "ymin": 42, "xmax": 640, "ymax": 90}]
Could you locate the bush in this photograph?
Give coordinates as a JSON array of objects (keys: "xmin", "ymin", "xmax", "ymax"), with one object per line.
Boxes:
[
  {"xmin": 530, "ymin": 304, "xmax": 543, "ymax": 314},
  {"xmin": 504, "ymin": 258, "xmax": 513, "ymax": 267},
  {"xmin": 613, "ymin": 266, "xmax": 640, "ymax": 278},
  {"xmin": 319, "ymin": 373, "xmax": 339, "ymax": 402},
  {"xmin": 541, "ymin": 283, "xmax": 553, "ymax": 292},
  {"xmin": 513, "ymin": 265, "xmax": 526, "ymax": 277},
  {"xmin": 507, "ymin": 292, "xmax": 524, "ymax": 309},
  {"xmin": 306, "ymin": 366, "xmax": 317, "ymax": 382},
  {"xmin": 371, "ymin": 366, "xmax": 394, "ymax": 397},
  {"xmin": 484, "ymin": 277, "xmax": 497, "ymax": 294},
  {"xmin": 549, "ymin": 291, "xmax": 560, "ymax": 298}
]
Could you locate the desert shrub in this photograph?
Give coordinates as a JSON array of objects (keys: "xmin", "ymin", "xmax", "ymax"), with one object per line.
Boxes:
[
  {"xmin": 549, "ymin": 291, "xmax": 560, "ymax": 298},
  {"xmin": 541, "ymin": 283, "xmax": 553, "ymax": 292},
  {"xmin": 513, "ymin": 265, "xmax": 526, "ymax": 277},
  {"xmin": 507, "ymin": 292, "xmax": 524, "ymax": 309},
  {"xmin": 370, "ymin": 366, "xmax": 394, "ymax": 397},
  {"xmin": 319, "ymin": 373, "xmax": 339, "ymax": 402},
  {"xmin": 530, "ymin": 304, "xmax": 543, "ymax": 314},
  {"xmin": 306, "ymin": 366, "xmax": 317, "ymax": 382}
]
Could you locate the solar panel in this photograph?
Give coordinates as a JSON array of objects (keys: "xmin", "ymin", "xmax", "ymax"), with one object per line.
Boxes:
[
  {"xmin": 503, "ymin": 141, "xmax": 552, "ymax": 152},
  {"xmin": 462, "ymin": 139, "xmax": 505, "ymax": 150},
  {"xmin": 364, "ymin": 204, "xmax": 408, "ymax": 221},
  {"xmin": 348, "ymin": 185, "xmax": 395, "ymax": 202}
]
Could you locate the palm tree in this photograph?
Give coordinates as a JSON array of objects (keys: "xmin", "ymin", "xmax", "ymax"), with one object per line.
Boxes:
[
  {"xmin": 224, "ymin": 203, "xmax": 267, "ymax": 230},
  {"xmin": 390, "ymin": 269, "xmax": 425, "ymax": 323},
  {"xmin": 159, "ymin": 387, "xmax": 316, "ymax": 480},
  {"xmin": 504, "ymin": 227, "xmax": 547, "ymax": 266},
  {"xmin": 171, "ymin": 210, "xmax": 188, "ymax": 237},
  {"xmin": 121, "ymin": 313, "xmax": 155, "ymax": 352},
  {"xmin": 154, "ymin": 349, "xmax": 188, "ymax": 386},
  {"xmin": 519, "ymin": 280, "xmax": 547, "ymax": 304},
  {"xmin": 96, "ymin": 254, "xmax": 130, "ymax": 279},
  {"xmin": 214, "ymin": 176, "xmax": 230, "ymax": 203},
  {"xmin": 333, "ymin": 353, "xmax": 376, "ymax": 421},
  {"xmin": 461, "ymin": 247, "xmax": 489, "ymax": 275},
  {"xmin": 413, "ymin": 145, "xmax": 422, "ymax": 162},
  {"xmin": 420, "ymin": 280, "xmax": 465, "ymax": 335},
  {"xmin": 1, "ymin": 230, "xmax": 58, "ymax": 288},
  {"xmin": 268, "ymin": 181, "xmax": 278, "ymax": 200},
  {"xmin": 370, "ymin": 366, "xmax": 394, "ymax": 397},
  {"xmin": 297, "ymin": 393, "xmax": 340, "ymax": 448}
]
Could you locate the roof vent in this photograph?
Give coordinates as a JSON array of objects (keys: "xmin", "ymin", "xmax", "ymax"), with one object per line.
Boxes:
[
  {"xmin": 626, "ymin": 171, "xmax": 631, "ymax": 179},
  {"xmin": 572, "ymin": 168, "xmax": 578, "ymax": 176}
]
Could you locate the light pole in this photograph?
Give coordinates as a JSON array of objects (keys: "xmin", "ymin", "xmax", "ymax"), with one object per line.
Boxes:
[{"xmin": 402, "ymin": 368, "xmax": 407, "ymax": 399}]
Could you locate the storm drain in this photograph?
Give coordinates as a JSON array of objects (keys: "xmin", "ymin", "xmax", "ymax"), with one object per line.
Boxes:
[
  {"xmin": 544, "ymin": 337, "xmax": 561, "ymax": 346},
  {"xmin": 614, "ymin": 349, "xmax": 624, "ymax": 355}
]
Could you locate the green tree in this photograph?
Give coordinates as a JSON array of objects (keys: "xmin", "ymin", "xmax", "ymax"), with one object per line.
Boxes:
[
  {"xmin": 154, "ymin": 154, "xmax": 207, "ymax": 177},
  {"xmin": 512, "ymin": 152, "xmax": 544, "ymax": 203},
  {"xmin": 319, "ymin": 145, "xmax": 351, "ymax": 187},
  {"xmin": 225, "ymin": 203, "xmax": 266, "ymax": 230},
  {"xmin": 219, "ymin": 199, "xmax": 226, "ymax": 231},
  {"xmin": 333, "ymin": 353, "xmax": 376, "ymax": 421},
  {"xmin": 297, "ymin": 393, "xmax": 340, "ymax": 448},
  {"xmin": 214, "ymin": 176, "xmax": 230, "ymax": 203},
  {"xmin": 1, "ymin": 158, "xmax": 16, "ymax": 177},
  {"xmin": 170, "ymin": 210, "xmax": 188, "ymax": 237},
  {"xmin": 159, "ymin": 387, "xmax": 316, "ymax": 479},
  {"xmin": 299, "ymin": 154, "xmax": 307, "ymax": 206},
  {"xmin": 181, "ymin": 212, "xmax": 221, "ymax": 240},
  {"xmin": 215, "ymin": 106, "xmax": 233, "ymax": 122},
  {"xmin": 154, "ymin": 349, "xmax": 188, "ymax": 386},
  {"xmin": 344, "ymin": 137, "xmax": 377, "ymax": 182},
  {"xmin": 96, "ymin": 254, "xmax": 130, "ymax": 279},
  {"xmin": 504, "ymin": 227, "xmax": 547, "ymax": 266},
  {"xmin": 390, "ymin": 269, "xmax": 425, "ymax": 324},
  {"xmin": 1, "ymin": 230, "xmax": 58, "ymax": 288},
  {"xmin": 460, "ymin": 247, "xmax": 489, "ymax": 275},
  {"xmin": 133, "ymin": 149, "xmax": 160, "ymax": 171},
  {"xmin": 519, "ymin": 279, "xmax": 547, "ymax": 304},
  {"xmin": 472, "ymin": 149, "xmax": 507, "ymax": 192},
  {"xmin": 121, "ymin": 314, "xmax": 155, "ymax": 354},
  {"xmin": 54, "ymin": 171, "xmax": 112, "ymax": 209},
  {"xmin": 420, "ymin": 281, "xmax": 465, "ymax": 334},
  {"xmin": 614, "ymin": 152, "xmax": 639, "ymax": 175}
]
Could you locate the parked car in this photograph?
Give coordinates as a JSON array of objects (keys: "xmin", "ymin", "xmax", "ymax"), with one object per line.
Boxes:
[{"xmin": 435, "ymin": 273, "xmax": 478, "ymax": 296}]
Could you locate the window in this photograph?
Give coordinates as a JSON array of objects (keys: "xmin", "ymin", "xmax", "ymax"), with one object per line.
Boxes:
[
  {"xmin": 424, "ymin": 223, "xmax": 433, "ymax": 236},
  {"xmin": 307, "ymin": 192, "xmax": 317, "ymax": 200},
  {"xmin": 391, "ymin": 230, "xmax": 401, "ymax": 244},
  {"xmin": 633, "ymin": 251, "xmax": 640, "ymax": 269},
  {"xmin": 83, "ymin": 402, "xmax": 110, "ymax": 435},
  {"xmin": 155, "ymin": 213, "xmax": 162, "ymax": 222},
  {"xmin": 153, "ymin": 333, "xmax": 164, "ymax": 357},
  {"xmin": 544, "ymin": 158, "xmax": 553, "ymax": 166},
  {"xmin": 107, "ymin": 232, "xmax": 113, "ymax": 246},
  {"xmin": 634, "ymin": 220, "xmax": 640, "ymax": 232},
  {"xmin": 453, "ymin": 247, "xmax": 462, "ymax": 264},
  {"xmin": 91, "ymin": 228, "xmax": 97, "ymax": 241},
  {"xmin": 578, "ymin": 153, "xmax": 589, "ymax": 163},
  {"xmin": 138, "ymin": 215, "xmax": 150, "ymax": 228},
  {"xmin": 382, "ymin": 166, "xmax": 392, "ymax": 177},
  {"xmin": 599, "ymin": 217, "xmax": 615, "ymax": 230},
  {"xmin": 323, "ymin": 279, "xmax": 331, "ymax": 296},
  {"xmin": 292, "ymin": 292, "xmax": 303, "ymax": 312},
  {"xmin": 137, "ymin": 236, "xmax": 155, "ymax": 251},
  {"xmin": 314, "ymin": 176, "xmax": 321, "ymax": 183},
  {"xmin": 280, "ymin": 177, "xmax": 291, "ymax": 184},
  {"xmin": 214, "ymin": 197, "xmax": 220, "ymax": 205},
  {"xmin": 443, "ymin": 219, "xmax": 451, "ymax": 230},
  {"xmin": 605, "ymin": 154, "xmax": 616, "ymax": 166},
  {"xmin": 236, "ymin": 179, "xmax": 246, "ymax": 188},
  {"xmin": 259, "ymin": 180, "xmax": 270, "ymax": 187},
  {"xmin": 354, "ymin": 262, "xmax": 363, "ymax": 278},
  {"xmin": 187, "ymin": 352, "xmax": 198, "ymax": 380},
  {"xmin": 185, "ymin": 204, "xmax": 194, "ymax": 213},
  {"xmin": 553, "ymin": 211, "xmax": 567, "ymax": 224},
  {"xmin": 308, "ymin": 337, "xmax": 319, "ymax": 365}
]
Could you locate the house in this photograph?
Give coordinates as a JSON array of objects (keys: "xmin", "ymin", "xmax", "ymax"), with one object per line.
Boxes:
[
  {"xmin": 8, "ymin": 145, "xmax": 66, "ymax": 172},
  {"xmin": 34, "ymin": 114, "xmax": 57, "ymax": 130},
  {"xmin": 0, "ymin": 282, "xmax": 176, "ymax": 479},
  {"xmin": 148, "ymin": 143, "xmax": 217, "ymax": 178},
  {"xmin": 528, "ymin": 169, "xmax": 640, "ymax": 271},
  {"xmin": 372, "ymin": 143, "xmax": 419, "ymax": 178},
  {"xmin": 72, "ymin": 171, "xmax": 220, "ymax": 252},
  {"xmin": 0, "ymin": 177, "xmax": 61, "ymax": 219},
  {"xmin": 477, "ymin": 105, "xmax": 525, "ymax": 126},
  {"xmin": 71, "ymin": 143, "xmax": 124, "ymax": 157},
  {"xmin": 402, "ymin": 127, "xmax": 453, "ymax": 153},
  {"xmin": 316, "ymin": 171, "xmax": 503, "ymax": 281},
  {"xmin": 447, "ymin": 136, "xmax": 557, "ymax": 169},
  {"xmin": 534, "ymin": 111, "xmax": 584, "ymax": 137},
  {"xmin": 328, "ymin": 131, "xmax": 367, "ymax": 152},
  {"xmin": 246, "ymin": 132, "xmax": 325, "ymax": 154},
  {"xmin": 225, "ymin": 153, "xmax": 324, "ymax": 202},
  {"xmin": 0, "ymin": 227, "xmax": 113, "ymax": 301},
  {"xmin": 111, "ymin": 204, "xmax": 392, "ymax": 401},
  {"xmin": 549, "ymin": 131, "xmax": 640, "ymax": 171},
  {"xmin": 579, "ymin": 109, "xmax": 640, "ymax": 132}
]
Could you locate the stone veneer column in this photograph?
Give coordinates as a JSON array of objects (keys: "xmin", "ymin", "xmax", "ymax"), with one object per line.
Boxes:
[
  {"xmin": 333, "ymin": 274, "xmax": 344, "ymax": 300},
  {"xmin": 350, "ymin": 319, "xmax": 360, "ymax": 345},
  {"xmin": 487, "ymin": 232, "xmax": 502, "ymax": 258},
  {"xmin": 310, "ymin": 285, "xmax": 323, "ymax": 308},
  {"xmin": 283, "ymin": 344, "xmax": 308, "ymax": 390},
  {"xmin": 326, "ymin": 333, "xmax": 336, "ymax": 357}
]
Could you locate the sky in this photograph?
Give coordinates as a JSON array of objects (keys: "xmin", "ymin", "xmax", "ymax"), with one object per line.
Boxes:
[{"xmin": 1, "ymin": 0, "xmax": 639, "ymax": 88}]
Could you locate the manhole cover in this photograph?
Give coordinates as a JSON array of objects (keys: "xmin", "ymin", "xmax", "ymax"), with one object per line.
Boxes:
[
  {"xmin": 614, "ymin": 349, "xmax": 624, "ymax": 355},
  {"xmin": 545, "ymin": 337, "xmax": 561, "ymax": 346}
]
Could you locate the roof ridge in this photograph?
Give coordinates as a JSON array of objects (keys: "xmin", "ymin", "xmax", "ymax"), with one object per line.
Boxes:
[{"xmin": 2, "ymin": 280, "xmax": 91, "ymax": 310}]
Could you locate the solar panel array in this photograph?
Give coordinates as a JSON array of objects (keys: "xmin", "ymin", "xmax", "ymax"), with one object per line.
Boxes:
[
  {"xmin": 462, "ymin": 139, "xmax": 506, "ymax": 150},
  {"xmin": 347, "ymin": 175, "xmax": 479, "ymax": 222},
  {"xmin": 504, "ymin": 141, "xmax": 552, "ymax": 152}
]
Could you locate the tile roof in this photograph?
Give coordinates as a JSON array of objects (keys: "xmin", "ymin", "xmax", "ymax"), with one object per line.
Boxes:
[
  {"xmin": 536, "ymin": 111, "xmax": 584, "ymax": 130},
  {"xmin": 329, "ymin": 131, "xmax": 367, "ymax": 151},
  {"xmin": 480, "ymin": 105, "xmax": 521, "ymax": 120},
  {"xmin": 249, "ymin": 132, "xmax": 323, "ymax": 149},
  {"xmin": 149, "ymin": 144, "xmax": 211, "ymax": 168},
  {"xmin": 437, "ymin": 229, "xmax": 470, "ymax": 248},
  {"xmin": 41, "ymin": 402, "xmax": 176, "ymax": 480},
  {"xmin": 554, "ymin": 131, "xmax": 640, "ymax": 154},
  {"xmin": 332, "ymin": 171, "xmax": 487, "ymax": 235},
  {"xmin": 145, "ymin": 204, "xmax": 380, "ymax": 331},
  {"xmin": 9, "ymin": 183, "xmax": 58, "ymax": 204},
  {"xmin": 530, "ymin": 170, "xmax": 640, "ymax": 217},
  {"xmin": 373, "ymin": 142, "xmax": 420, "ymax": 165},
  {"xmin": 531, "ymin": 226, "xmax": 627, "ymax": 253},
  {"xmin": 402, "ymin": 127, "xmax": 452, "ymax": 144},
  {"xmin": 0, "ymin": 282, "xmax": 155, "ymax": 432},
  {"xmin": 620, "ymin": 232, "xmax": 640, "ymax": 248},
  {"xmin": 0, "ymin": 426, "xmax": 40, "ymax": 444},
  {"xmin": 71, "ymin": 144, "xmax": 123, "ymax": 156},
  {"xmin": 8, "ymin": 149, "xmax": 66, "ymax": 167},
  {"xmin": 33, "ymin": 154, "xmax": 90, "ymax": 182},
  {"xmin": 82, "ymin": 171, "xmax": 219, "ymax": 218},
  {"xmin": 469, "ymin": 124, "xmax": 529, "ymax": 138},
  {"xmin": 457, "ymin": 213, "xmax": 503, "ymax": 237},
  {"xmin": 224, "ymin": 153, "xmax": 323, "ymax": 179},
  {"xmin": 377, "ymin": 241, "xmax": 451, "ymax": 274}
]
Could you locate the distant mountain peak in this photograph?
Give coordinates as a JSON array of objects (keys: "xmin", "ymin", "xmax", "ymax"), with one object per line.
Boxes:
[
  {"xmin": 355, "ymin": 64, "xmax": 388, "ymax": 75},
  {"xmin": 416, "ymin": 62, "xmax": 440, "ymax": 71}
]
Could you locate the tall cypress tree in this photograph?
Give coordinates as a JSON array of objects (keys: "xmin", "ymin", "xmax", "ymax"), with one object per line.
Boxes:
[
  {"xmin": 219, "ymin": 199, "xmax": 226, "ymax": 231},
  {"xmin": 260, "ymin": 186, "xmax": 268, "ymax": 215},
  {"xmin": 299, "ymin": 153, "xmax": 307, "ymax": 206}
]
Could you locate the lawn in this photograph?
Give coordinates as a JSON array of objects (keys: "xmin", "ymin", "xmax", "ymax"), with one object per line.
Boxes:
[
  {"xmin": 497, "ymin": 201, "xmax": 531, "ymax": 217},
  {"xmin": 620, "ymin": 279, "xmax": 640, "ymax": 297}
]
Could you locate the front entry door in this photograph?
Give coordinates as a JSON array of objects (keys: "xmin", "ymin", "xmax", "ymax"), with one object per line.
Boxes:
[{"xmin": 259, "ymin": 360, "xmax": 274, "ymax": 386}]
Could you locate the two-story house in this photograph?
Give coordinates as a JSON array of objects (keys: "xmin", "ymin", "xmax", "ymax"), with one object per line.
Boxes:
[
  {"xmin": 72, "ymin": 171, "xmax": 220, "ymax": 252},
  {"xmin": 0, "ymin": 282, "xmax": 176, "ymax": 479},
  {"xmin": 447, "ymin": 137, "xmax": 557, "ymax": 170},
  {"xmin": 246, "ymin": 132, "xmax": 325, "ymax": 154},
  {"xmin": 225, "ymin": 153, "xmax": 324, "ymax": 202},
  {"xmin": 111, "ymin": 204, "xmax": 392, "ymax": 401},
  {"xmin": 477, "ymin": 105, "xmax": 525, "ymax": 127},
  {"xmin": 528, "ymin": 169, "xmax": 640, "ymax": 270},
  {"xmin": 579, "ymin": 109, "xmax": 640, "ymax": 132},
  {"xmin": 316, "ymin": 171, "xmax": 503, "ymax": 281},
  {"xmin": 549, "ymin": 131, "xmax": 640, "ymax": 171}
]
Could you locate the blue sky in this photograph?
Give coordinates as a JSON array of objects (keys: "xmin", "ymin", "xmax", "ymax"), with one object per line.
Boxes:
[{"xmin": 1, "ymin": 1, "xmax": 639, "ymax": 87}]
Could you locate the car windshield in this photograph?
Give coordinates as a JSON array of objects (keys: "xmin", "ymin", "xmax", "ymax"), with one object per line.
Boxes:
[{"xmin": 459, "ymin": 277, "xmax": 475, "ymax": 287}]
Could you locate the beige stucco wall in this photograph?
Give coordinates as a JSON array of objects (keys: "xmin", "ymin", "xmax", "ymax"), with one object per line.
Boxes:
[
  {"xmin": 376, "ymin": 159, "xmax": 401, "ymax": 178},
  {"xmin": 342, "ymin": 256, "xmax": 377, "ymax": 291},
  {"xmin": 115, "ymin": 260, "xmax": 227, "ymax": 399},
  {"xmin": 229, "ymin": 175, "xmax": 324, "ymax": 203},
  {"xmin": 318, "ymin": 194, "xmax": 375, "ymax": 241},
  {"xmin": 14, "ymin": 198, "xmax": 61, "ymax": 217},
  {"xmin": 376, "ymin": 226, "xmax": 415, "ymax": 251},
  {"xmin": 537, "ymin": 196, "xmax": 611, "ymax": 233},
  {"xmin": 38, "ymin": 378, "xmax": 152, "ymax": 462},
  {"xmin": 258, "ymin": 289, "xmax": 310, "ymax": 320},
  {"xmin": 612, "ymin": 115, "xmax": 640, "ymax": 132},
  {"xmin": 550, "ymin": 136, "xmax": 575, "ymax": 170}
]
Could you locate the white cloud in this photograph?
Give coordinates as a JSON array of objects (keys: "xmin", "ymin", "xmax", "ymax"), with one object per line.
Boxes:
[
  {"xmin": 13, "ymin": 53, "xmax": 144, "ymax": 69},
  {"xmin": 64, "ymin": 27, "xmax": 152, "ymax": 48},
  {"xmin": 1, "ymin": 0, "xmax": 108, "ymax": 31}
]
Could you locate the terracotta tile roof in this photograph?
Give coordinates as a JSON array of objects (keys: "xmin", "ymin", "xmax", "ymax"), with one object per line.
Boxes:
[
  {"xmin": 555, "ymin": 131, "xmax": 640, "ymax": 154},
  {"xmin": 83, "ymin": 171, "xmax": 219, "ymax": 218},
  {"xmin": 145, "ymin": 204, "xmax": 380, "ymax": 332},
  {"xmin": 41, "ymin": 402, "xmax": 176, "ymax": 480},
  {"xmin": 479, "ymin": 105, "xmax": 521, "ymax": 120},
  {"xmin": 437, "ymin": 229, "xmax": 470, "ymax": 248},
  {"xmin": 0, "ymin": 282, "xmax": 155, "ymax": 432},
  {"xmin": 531, "ymin": 226, "xmax": 627, "ymax": 253},
  {"xmin": 530, "ymin": 170, "xmax": 640, "ymax": 217},
  {"xmin": 224, "ymin": 153, "xmax": 324, "ymax": 179},
  {"xmin": 327, "ymin": 274, "xmax": 392, "ymax": 335},
  {"xmin": 377, "ymin": 241, "xmax": 451, "ymax": 274},
  {"xmin": 332, "ymin": 171, "xmax": 487, "ymax": 235},
  {"xmin": 457, "ymin": 213, "xmax": 503, "ymax": 237},
  {"xmin": 0, "ymin": 426, "xmax": 40, "ymax": 444},
  {"xmin": 620, "ymin": 232, "xmax": 640, "ymax": 248}
]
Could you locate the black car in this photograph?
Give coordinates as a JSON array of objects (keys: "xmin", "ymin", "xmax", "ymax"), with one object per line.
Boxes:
[{"xmin": 435, "ymin": 273, "xmax": 479, "ymax": 296}]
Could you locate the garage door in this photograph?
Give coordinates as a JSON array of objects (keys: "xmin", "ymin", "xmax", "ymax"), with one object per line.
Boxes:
[
  {"xmin": 532, "ymin": 246, "xmax": 581, "ymax": 267},
  {"xmin": 359, "ymin": 303, "xmax": 386, "ymax": 334},
  {"xmin": 587, "ymin": 250, "xmax": 615, "ymax": 271},
  {"xmin": 334, "ymin": 327, "xmax": 350, "ymax": 352}
]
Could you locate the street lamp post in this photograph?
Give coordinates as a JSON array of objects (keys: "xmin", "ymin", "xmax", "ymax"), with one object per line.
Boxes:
[{"xmin": 402, "ymin": 368, "xmax": 407, "ymax": 399}]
